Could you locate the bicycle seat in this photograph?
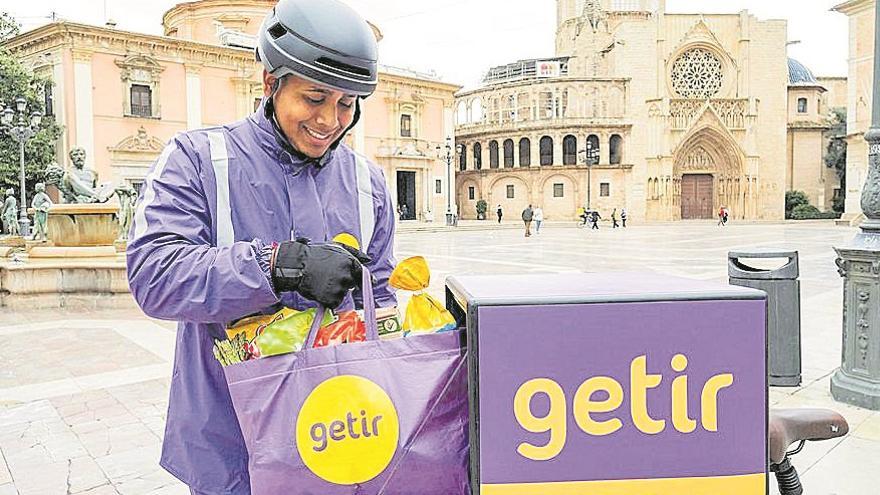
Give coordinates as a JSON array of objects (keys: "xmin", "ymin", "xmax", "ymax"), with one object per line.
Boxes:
[{"xmin": 768, "ymin": 408, "xmax": 849, "ymax": 464}]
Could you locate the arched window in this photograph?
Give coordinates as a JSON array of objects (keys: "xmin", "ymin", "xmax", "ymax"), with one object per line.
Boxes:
[
  {"xmin": 519, "ymin": 138, "xmax": 531, "ymax": 167},
  {"xmin": 540, "ymin": 136, "xmax": 554, "ymax": 166},
  {"xmin": 797, "ymin": 98, "xmax": 808, "ymax": 113},
  {"xmin": 473, "ymin": 143, "xmax": 482, "ymax": 170},
  {"xmin": 456, "ymin": 101, "xmax": 468, "ymax": 125},
  {"xmin": 517, "ymin": 92, "xmax": 532, "ymax": 122},
  {"xmin": 459, "ymin": 144, "xmax": 467, "ymax": 171},
  {"xmin": 586, "ymin": 134, "xmax": 600, "ymax": 165},
  {"xmin": 489, "ymin": 98, "xmax": 500, "ymax": 124},
  {"xmin": 563, "ymin": 135, "xmax": 578, "ymax": 165},
  {"xmin": 503, "ymin": 139, "xmax": 514, "ymax": 168},
  {"xmin": 610, "ymin": 134, "xmax": 623, "ymax": 165},
  {"xmin": 470, "ymin": 98, "xmax": 484, "ymax": 122},
  {"xmin": 504, "ymin": 95, "xmax": 517, "ymax": 122},
  {"xmin": 489, "ymin": 140, "xmax": 500, "ymax": 169}
]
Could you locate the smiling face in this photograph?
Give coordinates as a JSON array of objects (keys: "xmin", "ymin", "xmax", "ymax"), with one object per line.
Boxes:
[{"xmin": 263, "ymin": 72, "xmax": 357, "ymax": 158}]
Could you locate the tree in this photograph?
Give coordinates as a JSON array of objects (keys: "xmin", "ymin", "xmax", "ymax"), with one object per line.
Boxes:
[
  {"xmin": 0, "ymin": 12, "xmax": 19, "ymax": 41},
  {"xmin": 0, "ymin": 12, "xmax": 62, "ymax": 200},
  {"xmin": 825, "ymin": 107, "xmax": 847, "ymax": 213},
  {"xmin": 785, "ymin": 190, "xmax": 809, "ymax": 219}
]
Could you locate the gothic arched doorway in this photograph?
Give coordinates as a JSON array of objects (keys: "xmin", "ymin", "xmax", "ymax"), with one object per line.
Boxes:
[{"xmin": 673, "ymin": 127, "xmax": 744, "ymax": 220}]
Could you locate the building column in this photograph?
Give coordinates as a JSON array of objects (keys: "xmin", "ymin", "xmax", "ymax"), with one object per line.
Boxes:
[
  {"xmin": 185, "ymin": 64, "xmax": 203, "ymax": 130},
  {"xmin": 72, "ymin": 49, "xmax": 95, "ymax": 169},
  {"xmin": 554, "ymin": 133, "xmax": 564, "ymax": 166},
  {"xmin": 600, "ymin": 132, "xmax": 611, "ymax": 165},
  {"xmin": 512, "ymin": 137, "xmax": 519, "ymax": 167},
  {"xmin": 531, "ymin": 133, "xmax": 540, "ymax": 167}
]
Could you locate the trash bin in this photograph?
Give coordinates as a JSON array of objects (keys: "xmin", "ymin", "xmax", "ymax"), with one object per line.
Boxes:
[{"xmin": 728, "ymin": 249, "xmax": 801, "ymax": 387}]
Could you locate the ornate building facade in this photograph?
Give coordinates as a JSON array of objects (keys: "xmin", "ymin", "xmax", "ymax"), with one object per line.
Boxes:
[
  {"xmin": 3, "ymin": 0, "xmax": 459, "ymax": 222},
  {"xmin": 455, "ymin": 0, "xmax": 843, "ymax": 221},
  {"xmin": 833, "ymin": 0, "xmax": 876, "ymax": 224},
  {"xmin": 787, "ymin": 59, "xmax": 844, "ymax": 212}
]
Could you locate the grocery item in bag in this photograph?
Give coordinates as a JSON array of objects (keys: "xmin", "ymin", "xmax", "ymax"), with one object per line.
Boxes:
[
  {"xmin": 389, "ymin": 256, "xmax": 456, "ymax": 334},
  {"xmin": 313, "ymin": 310, "xmax": 366, "ymax": 348},
  {"xmin": 253, "ymin": 308, "xmax": 335, "ymax": 357},
  {"xmin": 225, "ymin": 307, "xmax": 300, "ymax": 341}
]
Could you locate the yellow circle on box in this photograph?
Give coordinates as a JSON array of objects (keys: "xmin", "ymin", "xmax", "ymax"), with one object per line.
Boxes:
[{"xmin": 296, "ymin": 375, "xmax": 399, "ymax": 485}]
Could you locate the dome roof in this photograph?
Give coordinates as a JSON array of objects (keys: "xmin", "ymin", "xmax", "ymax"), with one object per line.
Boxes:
[{"xmin": 788, "ymin": 58, "xmax": 818, "ymax": 86}]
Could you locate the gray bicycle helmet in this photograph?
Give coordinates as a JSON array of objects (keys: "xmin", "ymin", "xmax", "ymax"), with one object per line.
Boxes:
[{"xmin": 256, "ymin": 0, "xmax": 378, "ymax": 97}]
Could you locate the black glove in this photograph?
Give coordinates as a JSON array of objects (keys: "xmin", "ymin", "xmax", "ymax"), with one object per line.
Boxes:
[{"xmin": 270, "ymin": 239, "xmax": 371, "ymax": 308}]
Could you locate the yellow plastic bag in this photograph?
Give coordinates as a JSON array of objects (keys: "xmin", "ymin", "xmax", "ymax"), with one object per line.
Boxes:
[{"xmin": 390, "ymin": 256, "xmax": 456, "ymax": 334}]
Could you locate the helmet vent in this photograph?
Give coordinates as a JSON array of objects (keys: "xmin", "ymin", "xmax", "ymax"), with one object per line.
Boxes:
[
  {"xmin": 315, "ymin": 57, "xmax": 371, "ymax": 79},
  {"xmin": 268, "ymin": 23, "xmax": 287, "ymax": 39}
]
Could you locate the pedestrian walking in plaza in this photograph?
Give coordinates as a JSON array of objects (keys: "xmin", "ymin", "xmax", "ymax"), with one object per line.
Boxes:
[
  {"xmin": 577, "ymin": 206, "xmax": 587, "ymax": 226},
  {"xmin": 611, "ymin": 208, "xmax": 620, "ymax": 229},
  {"xmin": 496, "ymin": 204, "xmax": 503, "ymax": 223},
  {"xmin": 126, "ymin": 1, "xmax": 397, "ymax": 492},
  {"xmin": 452, "ymin": 202, "xmax": 459, "ymax": 227},
  {"xmin": 718, "ymin": 206, "xmax": 729, "ymax": 226},
  {"xmin": 533, "ymin": 205, "xmax": 544, "ymax": 234},
  {"xmin": 591, "ymin": 210, "xmax": 601, "ymax": 230},
  {"xmin": 522, "ymin": 204, "xmax": 534, "ymax": 237},
  {"xmin": 621, "ymin": 208, "xmax": 627, "ymax": 228}
]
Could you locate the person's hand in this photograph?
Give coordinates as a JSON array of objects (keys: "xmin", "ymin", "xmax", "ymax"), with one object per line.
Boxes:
[{"xmin": 270, "ymin": 239, "xmax": 371, "ymax": 308}]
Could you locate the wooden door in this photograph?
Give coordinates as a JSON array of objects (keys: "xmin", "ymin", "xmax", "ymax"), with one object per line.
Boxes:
[{"xmin": 681, "ymin": 174, "xmax": 714, "ymax": 219}]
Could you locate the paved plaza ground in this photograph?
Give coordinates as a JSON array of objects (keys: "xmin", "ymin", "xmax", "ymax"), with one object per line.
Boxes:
[{"xmin": 1, "ymin": 220, "xmax": 878, "ymax": 494}]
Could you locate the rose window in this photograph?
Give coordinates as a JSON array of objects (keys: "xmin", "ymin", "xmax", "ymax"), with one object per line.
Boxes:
[{"xmin": 670, "ymin": 48, "xmax": 724, "ymax": 99}]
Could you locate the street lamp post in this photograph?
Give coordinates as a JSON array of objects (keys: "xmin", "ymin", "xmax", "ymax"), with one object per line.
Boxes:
[
  {"xmin": 1, "ymin": 97, "xmax": 43, "ymax": 238},
  {"xmin": 830, "ymin": 1, "xmax": 880, "ymax": 410},
  {"xmin": 436, "ymin": 137, "xmax": 457, "ymax": 226},
  {"xmin": 578, "ymin": 142, "xmax": 599, "ymax": 210}
]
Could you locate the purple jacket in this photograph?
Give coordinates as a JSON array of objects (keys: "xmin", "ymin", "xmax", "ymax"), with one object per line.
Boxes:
[{"xmin": 127, "ymin": 101, "xmax": 397, "ymax": 494}]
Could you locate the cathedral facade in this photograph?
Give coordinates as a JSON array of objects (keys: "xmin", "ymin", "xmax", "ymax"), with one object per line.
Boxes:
[{"xmin": 454, "ymin": 0, "xmax": 842, "ymax": 222}]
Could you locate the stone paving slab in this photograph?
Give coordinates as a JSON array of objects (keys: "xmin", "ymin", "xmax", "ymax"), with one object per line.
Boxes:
[{"xmin": 0, "ymin": 221, "xmax": 876, "ymax": 494}]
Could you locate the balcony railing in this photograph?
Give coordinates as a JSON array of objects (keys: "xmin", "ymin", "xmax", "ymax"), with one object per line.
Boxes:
[{"xmin": 130, "ymin": 104, "xmax": 152, "ymax": 118}]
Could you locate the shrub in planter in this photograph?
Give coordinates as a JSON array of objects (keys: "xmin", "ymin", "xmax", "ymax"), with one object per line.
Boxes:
[{"xmin": 475, "ymin": 199, "xmax": 487, "ymax": 220}]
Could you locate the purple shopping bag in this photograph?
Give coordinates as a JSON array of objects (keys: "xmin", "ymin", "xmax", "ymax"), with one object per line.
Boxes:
[{"xmin": 224, "ymin": 269, "xmax": 470, "ymax": 495}]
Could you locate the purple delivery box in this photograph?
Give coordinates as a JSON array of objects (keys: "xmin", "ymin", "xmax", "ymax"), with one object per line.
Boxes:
[{"xmin": 445, "ymin": 272, "xmax": 768, "ymax": 495}]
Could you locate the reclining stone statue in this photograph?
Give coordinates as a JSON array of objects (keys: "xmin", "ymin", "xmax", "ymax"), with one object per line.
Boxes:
[{"xmin": 45, "ymin": 148, "xmax": 114, "ymax": 204}]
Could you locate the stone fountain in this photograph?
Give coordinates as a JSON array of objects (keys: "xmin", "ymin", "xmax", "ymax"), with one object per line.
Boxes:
[{"xmin": 0, "ymin": 148, "xmax": 135, "ymax": 309}]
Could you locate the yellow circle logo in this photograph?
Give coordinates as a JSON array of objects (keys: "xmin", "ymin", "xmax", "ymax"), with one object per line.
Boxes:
[{"xmin": 296, "ymin": 375, "xmax": 399, "ymax": 485}]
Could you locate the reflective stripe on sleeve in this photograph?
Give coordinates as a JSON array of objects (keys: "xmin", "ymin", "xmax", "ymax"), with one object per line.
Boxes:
[
  {"xmin": 354, "ymin": 153, "xmax": 375, "ymax": 252},
  {"xmin": 208, "ymin": 131, "xmax": 235, "ymax": 247},
  {"xmin": 132, "ymin": 143, "xmax": 176, "ymax": 240}
]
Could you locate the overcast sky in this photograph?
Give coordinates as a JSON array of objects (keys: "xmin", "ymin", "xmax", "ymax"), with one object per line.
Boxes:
[{"xmin": 5, "ymin": 0, "xmax": 850, "ymax": 88}]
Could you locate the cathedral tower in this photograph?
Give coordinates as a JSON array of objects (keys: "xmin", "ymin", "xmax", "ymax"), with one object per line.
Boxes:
[{"xmin": 557, "ymin": 0, "xmax": 665, "ymax": 29}]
